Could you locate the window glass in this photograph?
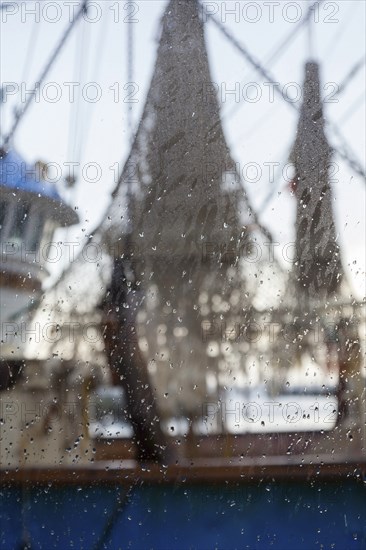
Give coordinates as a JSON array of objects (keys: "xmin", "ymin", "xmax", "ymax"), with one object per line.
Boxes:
[
  {"xmin": 0, "ymin": 200, "xmax": 8, "ymax": 236},
  {"xmin": 28, "ymin": 212, "xmax": 45, "ymax": 251},
  {"xmin": 8, "ymin": 202, "xmax": 30, "ymax": 246}
]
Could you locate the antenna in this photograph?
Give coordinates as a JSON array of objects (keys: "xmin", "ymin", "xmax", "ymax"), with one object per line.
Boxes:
[
  {"xmin": 125, "ymin": 0, "xmax": 135, "ymax": 235},
  {"xmin": 307, "ymin": 2, "xmax": 315, "ymax": 60},
  {"xmin": 127, "ymin": 2, "xmax": 134, "ymax": 146}
]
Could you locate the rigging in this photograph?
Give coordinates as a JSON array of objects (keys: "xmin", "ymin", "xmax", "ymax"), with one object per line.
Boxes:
[
  {"xmin": 202, "ymin": 1, "xmax": 365, "ymax": 182},
  {"xmin": 2, "ymin": 0, "xmax": 89, "ymax": 148},
  {"xmin": 223, "ymin": 0, "xmax": 326, "ymax": 121}
]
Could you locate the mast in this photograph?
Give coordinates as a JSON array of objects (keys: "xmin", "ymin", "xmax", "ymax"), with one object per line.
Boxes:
[
  {"xmin": 104, "ymin": 0, "xmax": 260, "ymax": 429},
  {"xmin": 125, "ymin": 0, "xmax": 245, "ymax": 262},
  {"xmin": 290, "ymin": 61, "xmax": 344, "ymax": 307}
]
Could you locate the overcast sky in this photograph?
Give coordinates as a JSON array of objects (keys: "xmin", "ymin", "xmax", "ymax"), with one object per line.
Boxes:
[{"xmin": 1, "ymin": 0, "xmax": 365, "ymax": 296}]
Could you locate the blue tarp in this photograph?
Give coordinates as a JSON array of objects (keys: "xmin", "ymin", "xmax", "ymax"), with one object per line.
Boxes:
[{"xmin": 0, "ymin": 149, "xmax": 63, "ymax": 202}]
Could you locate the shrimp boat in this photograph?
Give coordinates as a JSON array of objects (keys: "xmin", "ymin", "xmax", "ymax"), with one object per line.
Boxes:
[{"xmin": 0, "ymin": 1, "xmax": 365, "ymax": 548}]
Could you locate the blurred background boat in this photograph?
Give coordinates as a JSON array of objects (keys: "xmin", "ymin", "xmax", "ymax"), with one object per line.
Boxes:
[{"xmin": 0, "ymin": 0, "xmax": 365, "ymax": 548}]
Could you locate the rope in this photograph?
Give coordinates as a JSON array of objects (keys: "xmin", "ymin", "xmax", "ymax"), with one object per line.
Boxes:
[
  {"xmin": 127, "ymin": 4, "xmax": 134, "ymax": 144},
  {"xmin": 307, "ymin": 3, "xmax": 315, "ymax": 59},
  {"xmin": 323, "ymin": 0, "xmax": 358, "ymax": 61},
  {"xmin": 265, "ymin": 0, "xmax": 325, "ymax": 67},
  {"xmin": 126, "ymin": 1, "xmax": 135, "ymax": 214},
  {"xmin": 338, "ymin": 91, "xmax": 365, "ymax": 125},
  {"xmin": 330, "ymin": 125, "xmax": 366, "ymax": 180},
  {"xmin": 77, "ymin": 6, "xmax": 110, "ymax": 155},
  {"xmin": 62, "ymin": 7, "xmax": 92, "ymax": 269},
  {"xmin": 2, "ymin": 0, "xmax": 89, "ymax": 148},
  {"xmin": 207, "ymin": 10, "xmax": 296, "ymax": 111},
  {"xmin": 91, "ymin": 481, "xmax": 137, "ymax": 550},
  {"xmin": 334, "ymin": 56, "xmax": 366, "ymax": 99},
  {"xmin": 21, "ymin": 19, "xmax": 39, "ymax": 85},
  {"xmin": 66, "ymin": 15, "xmax": 89, "ymax": 179},
  {"xmin": 203, "ymin": 4, "xmax": 366, "ymax": 182},
  {"xmin": 257, "ymin": 149, "xmax": 292, "ymax": 216},
  {"xmin": 223, "ymin": 0, "xmax": 325, "ymax": 121}
]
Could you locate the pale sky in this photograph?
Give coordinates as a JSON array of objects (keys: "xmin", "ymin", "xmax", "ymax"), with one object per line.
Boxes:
[{"xmin": 1, "ymin": 0, "xmax": 365, "ymax": 296}]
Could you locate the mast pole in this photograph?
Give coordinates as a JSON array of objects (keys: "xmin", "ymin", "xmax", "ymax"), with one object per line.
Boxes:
[
  {"xmin": 127, "ymin": 8, "xmax": 134, "ymax": 147},
  {"xmin": 126, "ymin": 1, "xmax": 134, "ymax": 220},
  {"xmin": 307, "ymin": 3, "xmax": 315, "ymax": 60}
]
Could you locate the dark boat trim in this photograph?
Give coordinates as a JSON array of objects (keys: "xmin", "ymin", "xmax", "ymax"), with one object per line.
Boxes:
[{"xmin": 1, "ymin": 456, "xmax": 365, "ymax": 486}]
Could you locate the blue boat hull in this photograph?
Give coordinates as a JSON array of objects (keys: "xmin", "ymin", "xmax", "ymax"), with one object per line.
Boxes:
[{"xmin": 1, "ymin": 479, "xmax": 365, "ymax": 549}]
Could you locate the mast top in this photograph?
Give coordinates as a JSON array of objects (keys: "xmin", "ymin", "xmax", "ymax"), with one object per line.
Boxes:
[{"xmin": 306, "ymin": 4, "xmax": 316, "ymax": 61}]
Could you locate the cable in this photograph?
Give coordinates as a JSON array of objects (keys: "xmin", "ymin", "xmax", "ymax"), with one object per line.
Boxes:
[
  {"xmin": 66, "ymin": 16, "xmax": 88, "ymax": 177},
  {"xmin": 338, "ymin": 91, "xmax": 365, "ymax": 125},
  {"xmin": 330, "ymin": 123, "xmax": 366, "ymax": 180},
  {"xmin": 307, "ymin": 10, "xmax": 314, "ymax": 60},
  {"xmin": 127, "ymin": 3, "xmax": 134, "ymax": 145},
  {"xmin": 91, "ymin": 482, "xmax": 137, "ymax": 550},
  {"xmin": 63, "ymin": 9, "xmax": 94, "ymax": 273},
  {"xmin": 21, "ymin": 20, "xmax": 39, "ymax": 85},
  {"xmin": 2, "ymin": 0, "xmax": 89, "ymax": 148},
  {"xmin": 203, "ymin": 5, "xmax": 366, "ymax": 182},
  {"xmin": 223, "ymin": 0, "xmax": 325, "ymax": 121},
  {"xmin": 265, "ymin": 0, "xmax": 325, "ymax": 67},
  {"xmin": 206, "ymin": 8, "xmax": 297, "ymax": 112},
  {"xmin": 323, "ymin": 0, "xmax": 358, "ymax": 61},
  {"xmin": 126, "ymin": 0, "xmax": 135, "ymax": 214},
  {"xmin": 73, "ymin": 17, "xmax": 91, "ymax": 171},
  {"xmin": 333, "ymin": 56, "xmax": 366, "ymax": 100},
  {"xmin": 79, "ymin": 6, "xmax": 110, "ymax": 155},
  {"xmin": 257, "ymin": 150, "xmax": 292, "ymax": 216},
  {"xmin": 67, "ymin": 6, "xmax": 109, "ymax": 210}
]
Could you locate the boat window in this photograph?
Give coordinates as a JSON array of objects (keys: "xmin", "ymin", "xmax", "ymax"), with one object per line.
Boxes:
[
  {"xmin": 0, "ymin": 200, "xmax": 8, "ymax": 236},
  {"xmin": 28, "ymin": 211, "xmax": 45, "ymax": 251},
  {"xmin": 8, "ymin": 203, "xmax": 30, "ymax": 246},
  {"xmin": 89, "ymin": 386, "xmax": 133, "ymax": 439}
]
